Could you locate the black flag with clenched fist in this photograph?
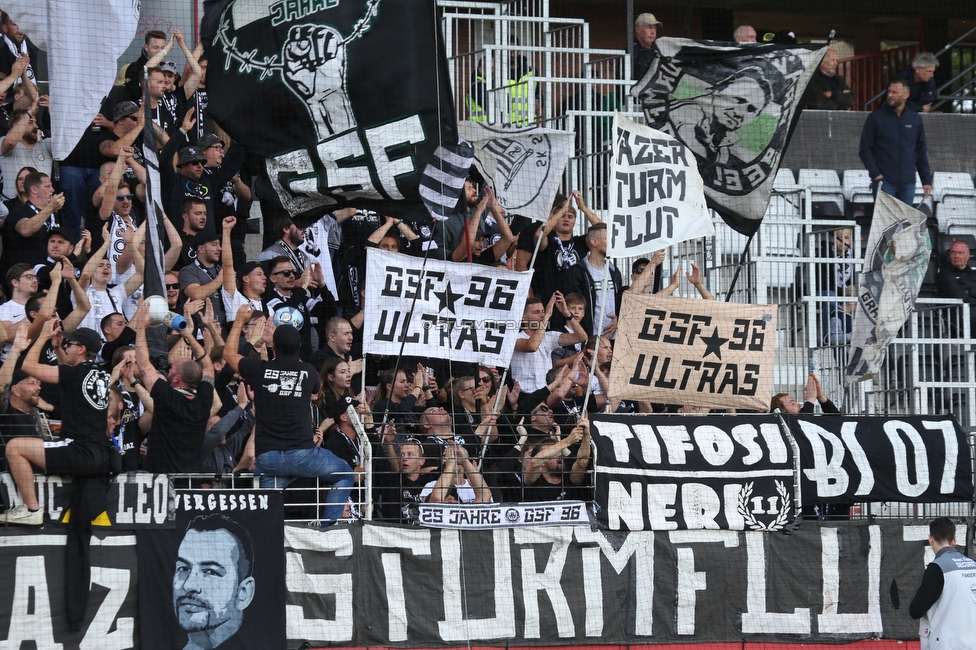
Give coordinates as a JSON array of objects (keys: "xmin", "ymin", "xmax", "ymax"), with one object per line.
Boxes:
[{"xmin": 201, "ymin": 0, "xmax": 458, "ymax": 226}]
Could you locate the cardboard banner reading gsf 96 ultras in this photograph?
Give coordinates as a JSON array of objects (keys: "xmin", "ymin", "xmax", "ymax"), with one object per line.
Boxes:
[{"xmin": 608, "ymin": 294, "xmax": 776, "ymax": 412}]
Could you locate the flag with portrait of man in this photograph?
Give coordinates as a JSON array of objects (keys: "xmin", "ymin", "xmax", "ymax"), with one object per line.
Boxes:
[
  {"xmin": 631, "ymin": 38, "xmax": 824, "ymax": 235},
  {"xmin": 137, "ymin": 491, "xmax": 286, "ymax": 650}
]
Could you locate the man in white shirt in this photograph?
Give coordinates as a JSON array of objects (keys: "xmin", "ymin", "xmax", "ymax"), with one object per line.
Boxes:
[
  {"xmin": 76, "ymin": 233, "xmax": 144, "ymax": 336},
  {"xmin": 222, "ymin": 216, "xmax": 267, "ymax": 316},
  {"xmin": 510, "ymin": 294, "xmax": 587, "ymax": 393}
]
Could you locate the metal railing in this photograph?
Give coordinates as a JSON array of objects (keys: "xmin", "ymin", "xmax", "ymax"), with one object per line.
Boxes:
[{"xmin": 835, "ymin": 45, "xmax": 918, "ymax": 112}]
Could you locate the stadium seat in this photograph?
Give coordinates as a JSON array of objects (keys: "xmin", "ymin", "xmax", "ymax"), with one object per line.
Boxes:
[
  {"xmin": 773, "ymin": 168, "xmax": 797, "ymax": 190},
  {"xmin": 755, "ymin": 220, "xmax": 801, "ymax": 289},
  {"xmin": 936, "ymin": 195, "xmax": 976, "ymax": 234},
  {"xmin": 842, "ymin": 169, "xmax": 873, "ymax": 204},
  {"xmin": 932, "ymin": 171, "xmax": 976, "ymax": 202},
  {"xmin": 798, "ymin": 168, "xmax": 845, "ymax": 217}
]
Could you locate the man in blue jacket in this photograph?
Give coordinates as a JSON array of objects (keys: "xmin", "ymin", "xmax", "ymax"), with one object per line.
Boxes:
[{"xmin": 858, "ymin": 78, "xmax": 932, "ymax": 206}]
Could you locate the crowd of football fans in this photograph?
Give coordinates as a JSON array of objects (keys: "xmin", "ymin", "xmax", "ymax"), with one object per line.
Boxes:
[{"xmin": 0, "ymin": 12, "xmax": 876, "ymax": 525}]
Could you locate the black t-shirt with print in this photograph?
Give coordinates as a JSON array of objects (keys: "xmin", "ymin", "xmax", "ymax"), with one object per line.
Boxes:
[
  {"xmin": 239, "ymin": 356, "xmax": 321, "ymax": 455},
  {"xmin": 58, "ymin": 362, "xmax": 110, "ymax": 443},
  {"xmin": 517, "ymin": 225, "xmax": 588, "ymax": 303}
]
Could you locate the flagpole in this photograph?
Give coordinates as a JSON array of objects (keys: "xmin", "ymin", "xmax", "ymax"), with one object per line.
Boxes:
[
  {"xmin": 724, "ymin": 232, "xmax": 756, "ymax": 301},
  {"xmin": 581, "ymin": 256, "xmax": 612, "ymax": 420},
  {"xmin": 527, "ymin": 215, "xmax": 547, "ymax": 274},
  {"xmin": 477, "ymin": 368, "xmax": 508, "ymax": 470}
]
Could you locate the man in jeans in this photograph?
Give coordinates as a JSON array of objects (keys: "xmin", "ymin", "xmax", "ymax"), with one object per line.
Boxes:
[
  {"xmin": 224, "ymin": 304, "xmax": 352, "ymax": 524},
  {"xmin": 859, "ymin": 77, "xmax": 932, "ymax": 206}
]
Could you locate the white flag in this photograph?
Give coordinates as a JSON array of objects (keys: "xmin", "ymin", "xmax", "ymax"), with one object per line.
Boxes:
[
  {"xmin": 845, "ymin": 193, "xmax": 932, "ymax": 383},
  {"xmin": 609, "ymin": 113, "xmax": 713, "ymax": 256},
  {"xmin": 363, "ymin": 249, "xmax": 533, "ymax": 367},
  {"xmin": 458, "ymin": 121, "xmax": 574, "ymax": 222},
  {"xmin": 9, "ymin": 0, "xmax": 139, "ymax": 160}
]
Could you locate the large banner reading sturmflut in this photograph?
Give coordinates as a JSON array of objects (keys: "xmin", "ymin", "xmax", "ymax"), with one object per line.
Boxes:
[{"xmin": 363, "ymin": 249, "xmax": 533, "ymax": 366}]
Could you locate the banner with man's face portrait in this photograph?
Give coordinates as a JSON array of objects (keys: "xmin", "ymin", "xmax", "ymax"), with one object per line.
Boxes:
[
  {"xmin": 631, "ymin": 38, "xmax": 823, "ymax": 235},
  {"xmin": 137, "ymin": 491, "xmax": 285, "ymax": 650}
]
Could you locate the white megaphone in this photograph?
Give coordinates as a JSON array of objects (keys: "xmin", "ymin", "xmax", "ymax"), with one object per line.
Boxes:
[{"xmin": 145, "ymin": 295, "xmax": 187, "ymax": 331}]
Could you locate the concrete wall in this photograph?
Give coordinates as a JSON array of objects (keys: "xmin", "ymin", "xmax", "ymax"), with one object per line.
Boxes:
[{"xmin": 782, "ymin": 111, "xmax": 976, "ymax": 178}]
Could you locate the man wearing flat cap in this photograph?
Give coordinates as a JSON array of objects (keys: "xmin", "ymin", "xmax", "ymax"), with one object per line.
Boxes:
[
  {"xmin": 633, "ymin": 12, "xmax": 663, "ymax": 80},
  {"xmin": 96, "ymin": 101, "xmax": 146, "ymax": 163},
  {"xmin": 224, "ymin": 310, "xmax": 354, "ymax": 525}
]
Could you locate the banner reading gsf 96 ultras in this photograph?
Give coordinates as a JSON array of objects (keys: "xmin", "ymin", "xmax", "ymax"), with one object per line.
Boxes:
[
  {"xmin": 609, "ymin": 294, "xmax": 776, "ymax": 412},
  {"xmin": 363, "ymin": 249, "xmax": 533, "ymax": 367}
]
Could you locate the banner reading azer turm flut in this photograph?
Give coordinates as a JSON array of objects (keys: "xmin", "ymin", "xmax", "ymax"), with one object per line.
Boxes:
[
  {"xmin": 609, "ymin": 113, "xmax": 714, "ymax": 257},
  {"xmin": 631, "ymin": 39, "xmax": 823, "ymax": 235},
  {"xmin": 201, "ymin": 0, "xmax": 458, "ymax": 225}
]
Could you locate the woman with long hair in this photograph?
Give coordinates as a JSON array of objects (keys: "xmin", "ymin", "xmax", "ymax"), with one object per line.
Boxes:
[
  {"xmin": 317, "ymin": 358, "xmax": 353, "ymax": 409},
  {"xmin": 372, "ymin": 363, "xmax": 430, "ymax": 429},
  {"xmin": 4, "ymin": 165, "xmax": 38, "ymax": 212},
  {"xmin": 311, "ymin": 358, "xmax": 355, "ymax": 435}
]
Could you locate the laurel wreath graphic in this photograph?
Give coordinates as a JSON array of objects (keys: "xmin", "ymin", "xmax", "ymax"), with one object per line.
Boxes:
[
  {"xmin": 212, "ymin": 0, "xmax": 382, "ymax": 81},
  {"xmin": 736, "ymin": 480, "xmax": 791, "ymax": 532}
]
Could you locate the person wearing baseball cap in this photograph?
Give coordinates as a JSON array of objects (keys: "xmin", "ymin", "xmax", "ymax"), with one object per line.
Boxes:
[
  {"xmin": 97, "ymin": 101, "xmax": 144, "ymax": 163},
  {"xmin": 196, "ymin": 131, "xmax": 248, "ymax": 258},
  {"xmin": 0, "ymin": 321, "xmax": 113, "ymax": 526},
  {"xmin": 633, "ymin": 12, "xmax": 664, "ymax": 80},
  {"xmin": 157, "ymin": 60, "xmax": 180, "ymax": 92},
  {"xmin": 323, "ymin": 396, "xmax": 365, "ymax": 481},
  {"xmin": 163, "ymin": 138, "xmax": 215, "ymax": 237},
  {"xmin": 178, "ymin": 222, "xmax": 228, "ymax": 325},
  {"xmin": 0, "ymin": 331, "xmax": 44, "ymax": 451}
]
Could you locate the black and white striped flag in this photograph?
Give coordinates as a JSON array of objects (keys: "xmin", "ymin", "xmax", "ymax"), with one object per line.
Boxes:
[{"xmin": 418, "ymin": 140, "xmax": 474, "ymax": 221}]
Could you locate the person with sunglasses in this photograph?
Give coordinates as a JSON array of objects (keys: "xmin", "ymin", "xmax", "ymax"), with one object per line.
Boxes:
[
  {"xmin": 263, "ymin": 255, "xmax": 332, "ymax": 359},
  {"xmin": 76, "ymin": 222, "xmax": 144, "ymax": 336},
  {"xmin": 450, "ymin": 374, "xmax": 500, "ymax": 458},
  {"xmin": 0, "ymin": 321, "xmax": 112, "ymax": 526},
  {"xmin": 162, "ymin": 137, "xmax": 216, "ymax": 236},
  {"xmin": 97, "ymin": 101, "xmax": 145, "ymax": 161},
  {"xmin": 59, "ymin": 102, "xmax": 132, "ymax": 242}
]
